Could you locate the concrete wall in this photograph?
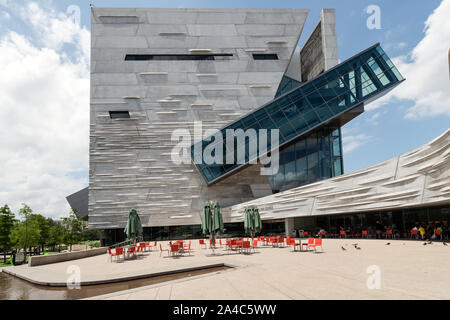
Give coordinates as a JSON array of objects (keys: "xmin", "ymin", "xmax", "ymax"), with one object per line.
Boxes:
[
  {"xmin": 89, "ymin": 8, "xmax": 309, "ymax": 229},
  {"xmin": 300, "ymin": 8, "xmax": 338, "ymax": 82},
  {"xmin": 28, "ymin": 247, "xmax": 107, "ymax": 267},
  {"xmin": 230, "ymin": 129, "xmax": 450, "ymax": 222}
]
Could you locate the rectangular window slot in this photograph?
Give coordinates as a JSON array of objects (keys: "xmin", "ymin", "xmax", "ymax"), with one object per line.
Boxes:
[
  {"xmin": 125, "ymin": 54, "xmax": 233, "ymax": 61},
  {"xmin": 109, "ymin": 111, "xmax": 130, "ymax": 119},
  {"xmin": 252, "ymin": 54, "xmax": 279, "ymax": 60}
]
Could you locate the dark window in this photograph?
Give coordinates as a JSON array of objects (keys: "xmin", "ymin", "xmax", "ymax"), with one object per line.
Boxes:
[
  {"xmin": 252, "ymin": 54, "xmax": 279, "ymax": 60},
  {"xmin": 109, "ymin": 111, "xmax": 130, "ymax": 119},
  {"xmin": 124, "ymin": 54, "xmax": 233, "ymax": 61}
]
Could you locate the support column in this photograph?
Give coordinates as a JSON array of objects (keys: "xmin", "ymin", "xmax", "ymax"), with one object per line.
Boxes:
[{"xmin": 285, "ymin": 217, "xmax": 295, "ymax": 237}]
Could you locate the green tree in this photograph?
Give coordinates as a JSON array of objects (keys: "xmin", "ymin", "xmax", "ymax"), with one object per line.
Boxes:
[
  {"xmin": 48, "ymin": 222, "xmax": 65, "ymax": 252},
  {"xmin": 19, "ymin": 204, "xmax": 33, "ymax": 258},
  {"xmin": 63, "ymin": 208, "xmax": 83, "ymax": 252},
  {"xmin": 33, "ymin": 214, "xmax": 51, "ymax": 253},
  {"xmin": 0, "ymin": 205, "xmax": 16, "ymax": 263},
  {"xmin": 9, "ymin": 219, "xmax": 40, "ymax": 254}
]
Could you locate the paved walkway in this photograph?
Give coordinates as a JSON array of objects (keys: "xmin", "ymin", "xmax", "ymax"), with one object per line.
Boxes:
[{"xmin": 3, "ymin": 239, "xmax": 450, "ymax": 299}]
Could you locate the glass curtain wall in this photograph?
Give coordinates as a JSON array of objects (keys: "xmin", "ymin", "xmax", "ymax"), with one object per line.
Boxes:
[{"xmin": 192, "ymin": 44, "xmax": 404, "ymax": 185}]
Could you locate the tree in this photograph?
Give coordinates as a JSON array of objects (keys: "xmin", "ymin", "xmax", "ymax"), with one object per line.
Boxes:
[
  {"xmin": 63, "ymin": 208, "xmax": 83, "ymax": 252},
  {"xmin": 0, "ymin": 205, "xmax": 15, "ymax": 263},
  {"xmin": 33, "ymin": 214, "xmax": 51, "ymax": 253},
  {"xmin": 9, "ymin": 219, "xmax": 40, "ymax": 255},
  {"xmin": 48, "ymin": 222, "xmax": 65, "ymax": 252},
  {"xmin": 18, "ymin": 203, "xmax": 33, "ymax": 258}
]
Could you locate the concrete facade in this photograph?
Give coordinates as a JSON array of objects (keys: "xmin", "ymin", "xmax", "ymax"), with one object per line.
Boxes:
[
  {"xmin": 228, "ymin": 129, "xmax": 450, "ymax": 223},
  {"xmin": 89, "ymin": 8, "xmax": 310, "ymax": 229}
]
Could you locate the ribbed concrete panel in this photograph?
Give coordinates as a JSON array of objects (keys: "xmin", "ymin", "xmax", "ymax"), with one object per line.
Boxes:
[
  {"xmin": 228, "ymin": 129, "xmax": 450, "ymax": 222},
  {"xmin": 89, "ymin": 8, "xmax": 309, "ymax": 229}
]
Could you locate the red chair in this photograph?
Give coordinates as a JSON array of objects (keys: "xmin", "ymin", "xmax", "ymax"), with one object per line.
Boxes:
[
  {"xmin": 108, "ymin": 247, "xmax": 123, "ymax": 262},
  {"xmin": 339, "ymin": 230, "xmax": 346, "ymax": 238},
  {"xmin": 199, "ymin": 239, "xmax": 207, "ymax": 249},
  {"xmin": 183, "ymin": 241, "xmax": 191, "ymax": 255},
  {"xmin": 159, "ymin": 244, "xmax": 169, "ymax": 257},
  {"xmin": 138, "ymin": 242, "xmax": 146, "ymax": 253},
  {"xmin": 169, "ymin": 244, "xmax": 180, "ymax": 257},
  {"xmin": 241, "ymin": 241, "xmax": 251, "ymax": 254},
  {"xmin": 311, "ymin": 238, "xmax": 323, "ymax": 252},
  {"xmin": 126, "ymin": 246, "xmax": 136, "ymax": 259},
  {"xmin": 252, "ymin": 240, "xmax": 258, "ymax": 252},
  {"xmin": 302, "ymin": 238, "xmax": 315, "ymax": 251},
  {"xmin": 385, "ymin": 229, "xmax": 393, "ymax": 239},
  {"xmin": 231, "ymin": 239, "xmax": 242, "ymax": 251}
]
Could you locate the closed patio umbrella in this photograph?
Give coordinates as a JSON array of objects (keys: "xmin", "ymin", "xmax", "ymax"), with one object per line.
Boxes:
[
  {"xmin": 211, "ymin": 201, "xmax": 224, "ymax": 235},
  {"xmin": 253, "ymin": 206, "xmax": 262, "ymax": 234},
  {"xmin": 244, "ymin": 206, "xmax": 254, "ymax": 235},
  {"xmin": 210, "ymin": 201, "xmax": 224, "ymax": 247},
  {"xmin": 201, "ymin": 202, "xmax": 212, "ymax": 236},
  {"xmin": 124, "ymin": 208, "xmax": 143, "ymax": 242}
]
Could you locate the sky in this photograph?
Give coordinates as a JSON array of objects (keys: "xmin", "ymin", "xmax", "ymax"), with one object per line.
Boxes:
[{"xmin": 0, "ymin": 0, "xmax": 449, "ymax": 219}]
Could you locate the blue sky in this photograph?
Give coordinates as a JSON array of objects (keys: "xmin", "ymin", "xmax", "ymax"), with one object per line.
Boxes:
[{"xmin": 0, "ymin": 0, "xmax": 449, "ymax": 218}]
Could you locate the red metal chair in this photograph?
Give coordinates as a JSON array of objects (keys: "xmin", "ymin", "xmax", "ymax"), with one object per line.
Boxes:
[
  {"xmin": 301, "ymin": 237, "xmax": 315, "ymax": 251},
  {"xmin": 241, "ymin": 241, "xmax": 251, "ymax": 254},
  {"xmin": 170, "ymin": 244, "xmax": 180, "ymax": 257},
  {"xmin": 252, "ymin": 240, "xmax": 258, "ymax": 252},
  {"xmin": 127, "ymin": 246, "xmax": 136, "ymax": 259},
  {"xmin": 199, "ymin": 239, "xmax": 207, "ymax": 249},
  {"xmin": 311, "ymin": 238, "xmax": 323, "ymax": 252},
  {"xmin": 108, "ymin": 247, "xmax": 123, "ymax": 262},
  {"xmin": 183, "ymin": 241, "xmax": 191, "ymax": 255},
  {"xmin": 138, "ymin": 242, "xmax": 146, "ymax": 253}
]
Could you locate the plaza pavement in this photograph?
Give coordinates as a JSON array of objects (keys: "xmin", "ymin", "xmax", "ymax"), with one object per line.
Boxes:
[{"xmin": 3, "ymin": 239, "xmax": 450, "ymax": 299}]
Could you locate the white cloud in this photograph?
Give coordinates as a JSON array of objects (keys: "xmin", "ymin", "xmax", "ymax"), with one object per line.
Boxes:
[
  {"xmin": 342, "ymin": 134, "xmax": 373, "ymax": 153},
  {"xmin": 1, "ymin": 10, "xmax": 10, "ymax": 19},
  {"xmin": 367, "ymin": 0, "xmax": 450, "ymax": 118},
  {"xmin": 0, "ymin": 1, "xmax": 89, "ymax": 219}
]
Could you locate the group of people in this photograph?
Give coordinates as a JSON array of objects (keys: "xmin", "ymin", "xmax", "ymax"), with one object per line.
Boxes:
[
  {"xmin": 301, "ymin": 220, "xmax": 449, "ymax": 240},
  {"xmin": 411, "ymin": 221, "xmax": 448, "ymax": 240}
]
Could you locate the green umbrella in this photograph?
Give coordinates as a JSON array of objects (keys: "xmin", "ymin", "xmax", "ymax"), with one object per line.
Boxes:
[
  {"xmin": 244, "ymin": 206, "xmax": 254, "ymax": 234},
  {"xmin": 124, "ymin": 208, "xmax": 143, "ymax": 242},
  {"xmin": 211, "ymin": 201, "xmax": 224, "ymax": 234},
  {"xmin": 253, "ymin": 206, "xmax": 262, "ymax": 234},
  {"xmin": 201, "ymin": 202, "xmax": 212, "ymax": 235}
]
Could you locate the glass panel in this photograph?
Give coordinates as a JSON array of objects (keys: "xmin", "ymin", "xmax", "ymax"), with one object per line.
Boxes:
[{"xmin": 193, "ymin": 44, "xmax": 404, "ymax": 183}]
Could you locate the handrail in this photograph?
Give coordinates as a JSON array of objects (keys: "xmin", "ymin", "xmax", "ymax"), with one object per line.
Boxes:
[{"xmin": 108, "ymin": 239, "xmax": 135, "ymax": 249}]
